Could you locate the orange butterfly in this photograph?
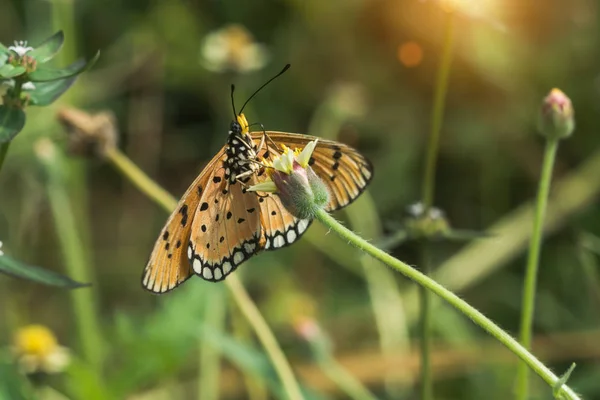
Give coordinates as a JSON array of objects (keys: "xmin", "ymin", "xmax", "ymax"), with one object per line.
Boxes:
[{"xmin": 142, "ymin": 66, "xmax": 373, "ymax": 293}]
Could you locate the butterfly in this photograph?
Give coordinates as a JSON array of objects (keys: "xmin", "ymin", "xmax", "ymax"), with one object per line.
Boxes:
[{"xmin": 142, "ymin": 66, "xmax": 374, "ymax": 293}]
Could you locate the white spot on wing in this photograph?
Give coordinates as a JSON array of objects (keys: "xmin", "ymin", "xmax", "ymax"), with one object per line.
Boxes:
[
  {"xmin": 203, "ymin": 267, "xmax": 213, "ymax": 280},
  {"xmin": 265, "ymin": 239, "xmax": 271, "ymax": 250},
  {"xmin": 244, "ymin": 242, "xmax": 256, "ymax": 253},
  {"xmin": 213, "ymin": 267, "xmax": 223, "ymax": 280},
  {"xmin": 286, "ymin": 230, "xmax": 297, "ymax": 243},
  {"xmin": 273, "ymin": 235, "xmax": 285, "ymax": 248},
  {"xmin": 297, "ymin": 219, "xmax": 309, "ymax": 233},
  {"xmin": 233, "ymin": 251, "xmax": 244, "ymax": 265},
  {"xmin": 187, "ymin": 245, "xmax": 193, "ymax": 260},
  {"xmin": 223, "ymin": 261, "xmax": 232, "ymax": 274},
  {"xmin": 193, "ymin": 258, "xmax": 202, "ymax": 274}
]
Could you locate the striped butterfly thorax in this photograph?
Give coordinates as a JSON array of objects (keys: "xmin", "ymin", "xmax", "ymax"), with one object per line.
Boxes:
[{"xmin": 142, "ymin": 68, "xmax": 373, "ymax": 294}]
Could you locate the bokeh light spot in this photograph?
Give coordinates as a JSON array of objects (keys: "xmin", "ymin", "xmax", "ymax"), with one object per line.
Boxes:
[{"xmin": 398, "ymin": 41, "xmax": 423, "ymax": 68}]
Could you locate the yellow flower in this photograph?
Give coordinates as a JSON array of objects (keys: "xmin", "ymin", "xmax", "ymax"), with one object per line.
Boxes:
[
  {"xmin": 200, "ymin": 24, "xmax": 269, "ymax": 73},
  {"xmin": 12, "ymin": 325, "xmax": 71, "ymax": 374}
]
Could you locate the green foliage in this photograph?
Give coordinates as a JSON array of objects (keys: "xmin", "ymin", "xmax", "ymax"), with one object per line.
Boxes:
[
  {"xmin": 0, "ymin": 106, "xmax": 25, "ymax": 143},
  {"xmin": 28, "ymin": 52, "xmax": 100, "ymax": 83},
  {"xmin": 0, "ymin": 254, "xmax": 89, "ymax": 288},
  {"xmin": 0, "ymin": 31, "xmax": 99, "ymax": 145},
  {"xmin": 28, "ymin": 31, "xmax": 65, "ymax": 64}
]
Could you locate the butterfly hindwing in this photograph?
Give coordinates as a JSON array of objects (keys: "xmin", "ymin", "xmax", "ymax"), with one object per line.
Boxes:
[
  {"xmin": 188, "ymin": 161, "xmax": 262, "ymax": 282},
  {"xmin": 142, "ymin": 148, "xmax": 226, "ymax": 293},
  {"xmin": 256, "ymin": 193, "xmax": 312, "ymax": 251},
  {"xmin": 252, "ymin": 131, "xmax": 373, "ymax": 211}
]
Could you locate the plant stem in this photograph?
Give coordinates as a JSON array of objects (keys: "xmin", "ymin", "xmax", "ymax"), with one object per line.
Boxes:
[
  {"xmin": 316, "ymin": 355, "xmax": 378, "ymax": 400},
  {"xmin": 38, "ymin": 142, "xmax": 104, "ymax": 376},
  {"xmin": 104, "ymin": 147, "xmax": 304, "ymax": 400},
  {"xmin": 516, "ymin": 138, "xmax": 560, "ymax": 400},
  {"xmin": 198, "ymin": 286, "xmax": 225, "ymax": 400},
  {"xmin": 422, "ymin": 10, "xmax": 455, "ymax": 210},
  {"xmin": 419, "ymin": 244, "xmax": 433, "ymax": 400},
  {"xmin": 313, "ymin": 208, "xmax": 580, "ymax": 400},
  {"xmin": 0, "ymin": 142, "xmax": 10, "ymax": 174},
  {"xmin": 418, "ymin": 10, "xmax": 455, "ymax": 400},
  {"xmin": 105, "ymin": 147, "xmax": 174, "ymax": 211}
]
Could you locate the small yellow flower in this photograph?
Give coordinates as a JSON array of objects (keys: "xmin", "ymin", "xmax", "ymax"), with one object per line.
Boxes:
[
  {"xmin": 12, "ymin": 325, "xmax": 71, "ymax": 374},
  {"xmin": 200, "ymin": 24, "xmax": 269, "ymax": 73}
]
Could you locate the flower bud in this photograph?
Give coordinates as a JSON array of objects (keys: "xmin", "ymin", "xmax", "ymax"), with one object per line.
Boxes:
[
  {"xmin": 272, "ymin": 161, "xmax": 320, "ymax": 220},
  {"xmin": 538, "ymin": 88, "xmax": 575, "ymax": 140},
  {"xmin": 404, "ymin": 202, "xmax": 450, "ymax": 240},
  {"xmin": 248, "ymin": 140, "xmax": 329, "ymax": 220}
]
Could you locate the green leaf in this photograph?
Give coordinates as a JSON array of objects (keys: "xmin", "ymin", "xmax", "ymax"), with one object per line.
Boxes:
[
  {"xmin": 0, "ymin": 106, "xmax": 26, "ymax": 143},
  {"xmin": 0, "ymin": 359, "xmax": 37, "ymax": 400},
  {"xmin": 28, "ymin": 76, "xmax": 77, "ymax": 106},
  {"xmin": 28, "ymin": 51, "xmax": 100, "ymax": 82},
  {"xmin": 28, "ymin": 31, "xmax": 64, "ymax": 63},
  {"xmin": 0, "ymin": 42, "xmax": 8, "ymax": 54},
  {"xmin": 0, "ymin": 254, "xmax": 90, "ymax": 288},
  {"xmin": 0, "ymin": 64, "xmax": 26, "ymax": 79}
]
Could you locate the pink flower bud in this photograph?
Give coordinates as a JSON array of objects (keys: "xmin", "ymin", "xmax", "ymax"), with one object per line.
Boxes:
[{"xmin": 539, "ymin": 88, "xmax": 575, "ymax": 140}]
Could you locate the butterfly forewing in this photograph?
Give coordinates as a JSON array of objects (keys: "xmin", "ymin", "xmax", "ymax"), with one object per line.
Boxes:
[
  {"xmin": 142, "ymin": 148, "xmax": 226, "ymax": 293},
  {"xmin": 189, "ymin": 167, "xmax": 262, "ymax": 282},
  {"xmin": 252, "ymin": 131, "xmax": 373, "ymax": 211}
]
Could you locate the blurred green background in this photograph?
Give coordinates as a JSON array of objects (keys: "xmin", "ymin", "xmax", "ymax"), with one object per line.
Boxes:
[{"xmin": 2, "ymin": 0, "xmax": 600, "ymax": 399}]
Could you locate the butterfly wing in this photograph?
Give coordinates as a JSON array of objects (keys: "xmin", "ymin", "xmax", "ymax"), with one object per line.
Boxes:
[
  {"xmin": 142, "ymin": 148, "xmax": 226, "ymax": 293},
  {"xmin": 252, "ymin": 131, "xmax": 374, "ymax": 211},
  {"xmin": 255, "ymin": 192, "xmax": 312, "ymax": 250},
  {"xmin": 188, "ymin": 162, "xmax": 262, "ymax": 282}
]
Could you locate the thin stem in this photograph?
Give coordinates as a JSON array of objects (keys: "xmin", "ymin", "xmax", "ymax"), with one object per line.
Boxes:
[
  {"xmin": 0, "ymin": 142, "xmax": 10, "ymax": 175},
  {"xmin": 313, "ymin": 208, "xmax": 580, "ymax": 400},
  {"xmin": 419, "ymin": 244, "xmax": 433, "ymax": 400},
  {"xmin": 227, "ymin": 276, "xmax": 304, "ymax": 400},
  {"xmin": 39, "ymin": 145, "xmax": 104, "ymax": 376},
  {"xmin": 422, "ymin": 10, "xmax": 455, "ymax": 210},
  {"xmin": 316, "ymin": 356, "xmax": 378, "ymax": 400},
  {"xmin": 198, "ymin": 286, "xmax": 225, "ymax": 400},
  {"xmin": 516, "ymin": 139, "xmax": 560, "ymax": 400},
  {"xmin": 105, "ymin": 147, "xmax": 174, "ymax": 212},
  {"xmin": 104, "ymin": 148, "xmax": 304, "ymax": 400}
]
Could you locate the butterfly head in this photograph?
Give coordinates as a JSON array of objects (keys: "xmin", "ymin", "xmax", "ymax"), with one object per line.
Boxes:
[{"xmin": 231, "ymin": 114, "xmax": 250, "ymax": 136}]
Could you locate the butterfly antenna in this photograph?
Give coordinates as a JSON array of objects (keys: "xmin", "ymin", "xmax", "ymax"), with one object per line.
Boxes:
[
  {"xmin": 231, "ymin": 84, "xmax": 237, "ymax": 118},
  {"xmin": 238, "ymin": 64, "xmax": 291, "ymax": 115}
]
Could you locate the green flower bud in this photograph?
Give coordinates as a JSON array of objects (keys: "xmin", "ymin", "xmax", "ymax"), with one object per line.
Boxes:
[
  {"xmin": 271, "ymin": 161, "xmax": 328, "ymax": 220},
  {"xmin": 538, "ymin": 88, "xmax": 575, "ymax": 140}
]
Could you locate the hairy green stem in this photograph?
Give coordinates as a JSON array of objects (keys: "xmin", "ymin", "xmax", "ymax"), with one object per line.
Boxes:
[
  {"xmin": 313, "ymin": 208, "xmax": 580, "ymax": 400},
  {"xmin": 419, "ymin": 244, "xmax": 433, "ymax": 400},
  {"xmin": 422, "ymin": 10, "xmax": 455, "ymax": 210},
  {"xmin": 516, "ymin": 139, "xmax": 560, "ymax": 400},
  {"xmin": 105, "ymin": 147, "xmax": 304, "ymax": 400}
]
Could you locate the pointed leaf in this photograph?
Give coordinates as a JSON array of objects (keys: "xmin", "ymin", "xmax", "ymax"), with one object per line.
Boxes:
[
  {"xmin": 0, "ymin": 106, "xmax": 25, "ymax": 143},
  {"xmin": 0, "ymin": 360, "xmax": 36, "ymax": 400},
  {"xmin": 28, "ymin": 51, "xmax": 100, "ymax": 82},
  {"xmin": 0, "ymin": 64, "xmax": 26, "ymax": 79},
  {"xmin": 28, "ymin": 76, "xmax": 77, "ymax": 106},
  {"xmin": 28, "ymin": 31, "xmax": 64, "ymax": 63},
  {"xmin": 0, "ymin": 254, "xmax": 90, "ymax": 288}
]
